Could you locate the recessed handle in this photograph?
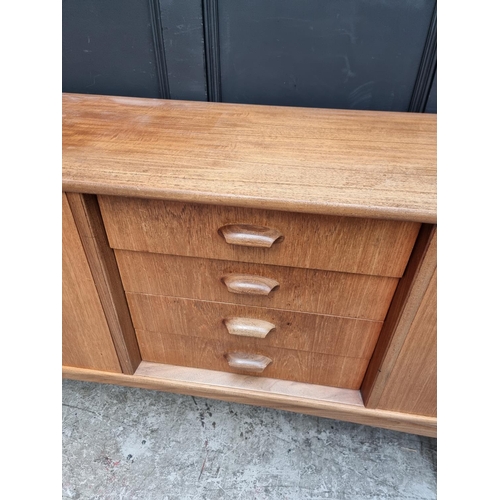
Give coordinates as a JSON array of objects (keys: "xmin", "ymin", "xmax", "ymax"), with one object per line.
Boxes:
[
  {"xmin": 221, "ymin": 274, "xmax": 280, "ymax": 296},
  {"xmin": 218, "ymin": 224, "xmax": 283, "ymax": 248},
  {"xmin": 225, "ymin": 352, "xmax": 272, "ymax": 372},
  {"xmin": 224, "ymin": 317, "xmax": 276, "ymax": 338}
]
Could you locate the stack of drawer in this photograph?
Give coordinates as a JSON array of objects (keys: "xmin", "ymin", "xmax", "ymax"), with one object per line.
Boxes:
[{"xmin": 98, "ymin": 195, "xmax": 420, "ymax": 390}]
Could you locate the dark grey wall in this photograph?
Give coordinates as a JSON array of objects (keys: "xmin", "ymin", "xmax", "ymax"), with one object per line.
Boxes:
[
  {"xmin": 159, "ymin": 0, "xmax": 207, "ymax": 101},
  {"xmin": 218, "ymin": 0, "xmax": 434, "ymax": 111},
  {"xmin": 425, "ymin": 73, "xmax": 437, "ymax": 113},
  {"xmin": 62, "ymin": 0, "xmax": 437, "ymax": 112},
  {"xmin": 62, "ymin": 0, "xmax": 161, "ymax": 98}
]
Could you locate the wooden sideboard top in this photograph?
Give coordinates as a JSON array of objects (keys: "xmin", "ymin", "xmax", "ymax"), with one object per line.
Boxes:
[{"xmin": 62, "ymin": 93, "xmax": 436, "ymax": 223}]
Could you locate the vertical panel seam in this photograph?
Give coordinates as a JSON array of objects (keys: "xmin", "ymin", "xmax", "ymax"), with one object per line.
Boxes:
[
  {"xmin": 149, "ymin": 0, "xmax": 171, "ymax": 99},
  {"xmin": 408, "ymin": 2, "xmax": 437, "ymax": 112},
  {"xmin": 202, "ymin": 0, "xmax": 222, "ymax": 101}
]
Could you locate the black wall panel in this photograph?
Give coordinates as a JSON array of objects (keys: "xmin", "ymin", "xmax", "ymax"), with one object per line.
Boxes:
[
  {"xmin": 62, "ymin": 0, "xmax": 437, "ymax": 112},
  {"xmin": 62, "ymin": 0, "xmax": 161, "ymax": 98},
  {"xmin": 425, "ymin": 73, "xmax": 437, "ymax": 113},
  {"xmin": 217, "ymin": 0, "xmax": 435, "ymax": 111},
  {"xmin": 159, "ymin": 0, "xmax": 207, "ymax": 101}
]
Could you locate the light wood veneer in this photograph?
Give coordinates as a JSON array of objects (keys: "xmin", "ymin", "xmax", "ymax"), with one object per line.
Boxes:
[
  {"xmin": 98, "ymin": 196, "xmax": 420, "ymax": 277},
  {"xmin": 115, "ymin": 251, "xmax": 399, "ymax": 321},
  {"xmin": 126, "ymin": 293, "xmax": 382, "ymax": 359},
  {"xmin": 62, "ymin": 93, "xmax": 437, "ymax": 436},
  {"xmin": 63, "ymin": 94, "xmax": 436, "ymax": 223}
]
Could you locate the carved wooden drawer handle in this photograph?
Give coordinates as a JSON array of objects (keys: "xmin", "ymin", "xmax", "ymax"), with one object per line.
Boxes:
[
  {"xmin": 224, "ymin": 317, "xmax": 276, "ymax": 338},
  {"xmin": 221, "ymin": 274, "xmax": 280, "ymax": 296},
  {"xmin": 218, "ymin": 224, "xmax": 283, "ymax": 248},
  {"xmin": 225, "ymin": 352, "xmax": 272, "ymax": 372}
]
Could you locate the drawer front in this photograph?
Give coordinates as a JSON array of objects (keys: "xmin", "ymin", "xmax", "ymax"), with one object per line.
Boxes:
[
  {"xmin": 99, "ymin": 196, "xmax": 420, "ymax": 278},
  {"xmin": 136, "ymin": 330, "xmax": 369, "ymax": 389},
  {"xmin": 116, "ymin": 251, "xmax": 398, "ymax": 320},
  {"xmin": 126, "ymin": 293, "xmax": 382, "ymax": 358}
]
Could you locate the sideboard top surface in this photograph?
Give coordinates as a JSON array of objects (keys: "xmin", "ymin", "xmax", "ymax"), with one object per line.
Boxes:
[{"xmin": 62, "ymin": 93, "xmax": 436, "ymax": 223}]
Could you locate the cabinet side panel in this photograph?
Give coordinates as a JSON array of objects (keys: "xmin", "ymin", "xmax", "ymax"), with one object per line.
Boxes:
[
  {"xmin": 361, "ymin": 225, "xmax": 436, "ymax": 407},
  {"xmin": 66, "ymin": 193, "xmax": 141, "ymax": 374},
  {"xmin": 376, "ymin": 270, "xmax": 436, "ymax": 416},
  {"xmin": 63, "ymin": 193, "xmax": 122, "ymax": 372}
]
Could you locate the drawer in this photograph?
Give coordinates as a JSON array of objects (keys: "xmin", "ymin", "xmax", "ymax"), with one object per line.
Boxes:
[
  {"xmin": 116, "ymin": 251, "xmax": 398, "ymax": 320},
  {"xmin": 99, "ymin": 196, "xmax": 420, "ymax": 278},
  {"xmin": 136, "ymin": 330, "xmax": 369, "ymax": 389},
  {"xmin": 126, "ymin": 293, "xmax": 383, "ymax": 358}
]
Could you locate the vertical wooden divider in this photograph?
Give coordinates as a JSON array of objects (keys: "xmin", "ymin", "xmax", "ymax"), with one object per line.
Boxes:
[
  {"xmin": 361, "ymin": 224, "xmax": 437, "ymax": 408},
  {"xmin": 66, "ymin": 193, "xmax": 141, "ymax": 374}
]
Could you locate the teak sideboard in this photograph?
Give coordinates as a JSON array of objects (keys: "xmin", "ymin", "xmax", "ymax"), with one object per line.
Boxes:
[{"xmin": 62, "ymin": 93, "xmax": 437, "ymax": 437}]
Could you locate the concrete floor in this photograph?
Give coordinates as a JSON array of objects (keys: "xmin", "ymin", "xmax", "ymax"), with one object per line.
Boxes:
[{"xmin": 62, "ymin": 379, "xmax": 437, "ymax": 500}]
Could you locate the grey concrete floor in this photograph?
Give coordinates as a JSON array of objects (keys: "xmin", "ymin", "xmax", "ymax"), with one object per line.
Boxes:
[{"xmin": 62, "ymin": 379, "xmax": 436, "ymax": 500}]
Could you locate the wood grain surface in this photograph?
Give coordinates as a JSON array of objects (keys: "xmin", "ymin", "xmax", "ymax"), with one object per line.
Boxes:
[
  {"xmin": 126, "ymin": 293, "xmax": 382, "ymax": 358},
  {"xmin": 99, "ymin": 196, "xmax": 420, "ymax": 277},
  {"xmin": 376, "ymin": 270, "xmax": 437, "ymax": 416},
  {"xmin": 63, "ymin": 94, "xmax": 436, "ymax": 223},
  {"xmin": 225, "ymin": 352, "xmax": 272, "ymax": 373},
  {"xmin": 62, "ymin": 193, "xmax": 122, "ymax": 372},
  {"xmin": 361, "ymin": 225, "xmax": 437, "ymax": 408},
  {"xmin": 223, "ymin": 317, "xmax": 276, "ymax": 339},
  {"xmin": 116, "ymin": 251, "xmax": 399, "ymax": 320},
  {"xmin": 66, "ymin": 193, "xmax": 141, "ymax": 374},
  {"xmin": 135, "ymin": 331, "xmax": 369, "ymax": 389},
  {"xmin": 222, "ymin": 274, "xmax": 280, "ymax": 296},
  {"xmin": 219, "ymin": 223, "xmax": 283, "ymax": 248},
  {"xmin": 63, "ymin": 364, "xmax": 437, "ymax": 437}
]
